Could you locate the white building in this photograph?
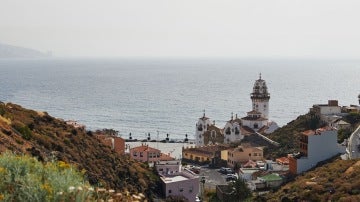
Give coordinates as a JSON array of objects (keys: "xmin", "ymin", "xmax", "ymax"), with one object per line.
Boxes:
[
  {"xmin": 250, "ymin": 74, "xmax": 270, "ymax": 119},
  {"xmin": 160, "ymin": 169, "xmax": 199, "ymax": 202},
  {"xmin": 194, "ymin": 74, "xmax": 278, "ymax": 146},
  {"xmin": 312, "ymin": 100, "xmax": 341, "ymax": 118},
  {"xmin": 195, "ymin": 113, "xmax": 213, "ymax": 146},
  {"xmin": 289, "ymin": 127, "xmax": 346, "ymax": 174},
  {"xmin": 155, "ymin": 160, "xmax": 182, "ymax": 175},
  {"xmin": 223, "ymin": 114, "xmax": 243, "ymax": 143}
]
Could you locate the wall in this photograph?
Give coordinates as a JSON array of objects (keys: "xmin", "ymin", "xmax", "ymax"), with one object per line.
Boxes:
[
  {"xmin": 163, "ymin": 173, "xmax": 199, "ymax": 202},
  {"xmin": 156, "ymin": 161, "xmax": 181, "ymax": 175},
  {"xmin": 296, "ymin": 130, "xmax": 345, "ymax": 174},
  {"xmin": 227, "ymin": 147, "xmax": 263, "ymax": 168}
]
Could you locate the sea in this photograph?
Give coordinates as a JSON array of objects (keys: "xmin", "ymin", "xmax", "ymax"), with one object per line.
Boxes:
[{"xmin": 0, "ymin": 58, "xmax": 359, "ymax": 140}]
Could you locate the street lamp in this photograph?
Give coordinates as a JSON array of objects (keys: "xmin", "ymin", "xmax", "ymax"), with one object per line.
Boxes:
[{"xmin": 200, "ymin": 174, "xmax": 206, "ymax": 200}]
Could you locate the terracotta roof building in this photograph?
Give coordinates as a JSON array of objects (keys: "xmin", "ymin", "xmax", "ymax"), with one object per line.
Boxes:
[{"xmin": 130, "ymin": 144, "xmax": 175, "ymax": 163}]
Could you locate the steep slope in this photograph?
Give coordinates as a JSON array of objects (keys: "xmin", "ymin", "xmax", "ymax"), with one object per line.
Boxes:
[
  {"xmin": 263, "ymin": 158, "xmax": 360, "ymax": 201},
  {"xmin": 264, "ymin": 112, "xmax": 323, "ymax": 159},
  {"xmin": 0, "ymin": 102, "xmax": 159, "ymax": 198}
]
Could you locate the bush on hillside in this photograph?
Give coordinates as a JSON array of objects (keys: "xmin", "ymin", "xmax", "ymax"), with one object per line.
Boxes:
[{"xmin": 0, "ymin": 152, "xmax": 92, "ymax": 201}]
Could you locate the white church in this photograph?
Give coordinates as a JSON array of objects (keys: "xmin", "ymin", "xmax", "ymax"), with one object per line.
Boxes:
[{"xmin": 195, "ymin": 74, "xmax": 278, "ymax": 146}]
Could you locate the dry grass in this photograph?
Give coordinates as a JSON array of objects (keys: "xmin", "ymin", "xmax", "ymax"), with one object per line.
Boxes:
[{"xmin": 0, "ymin": 103, "xmax": 160, "ymax": 199}]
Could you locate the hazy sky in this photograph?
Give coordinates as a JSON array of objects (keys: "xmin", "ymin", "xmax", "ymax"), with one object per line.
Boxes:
[{"xmin": 1, "ymin": 0, "xmax": 360, "ymax": 58}]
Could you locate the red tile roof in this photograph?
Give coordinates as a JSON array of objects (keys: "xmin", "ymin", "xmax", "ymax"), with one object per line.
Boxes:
[
  {"xmin": 302, "ymin": 126, "xmax": 336, "ymax": 136},
  {"xmin": 130, "ymin": 145, "xmax": 160, "ymax": 153},
  {"xmin": 276, "ymin": 157, "xmax": 289, "ymax": 165}
]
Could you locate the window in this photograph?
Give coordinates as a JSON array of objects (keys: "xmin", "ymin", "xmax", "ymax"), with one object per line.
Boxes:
[
  {"xmin": 179, "ymin": 188, "xmax": 184, "ymax": 192},
  {"xmin": 140, "ymin": 152, "xmax": 143, "ymax": 157},
  {"xmin": 198, "ymin": 124, "xmax": 203, "ymax": 131},
  {"xmin": 235, "ymin": 127, "xmax": 240, "ymax": 135},
  {"xmin": 168, "ymin": 190, "xmax": 172, "ymax": 194},
  {"xmin": 225, "ymin": 127, "xmax": 231, "ymax": 135},
  {"xmin": 211, "ymin": 130, "xmax": 216, "ymax": 138}
]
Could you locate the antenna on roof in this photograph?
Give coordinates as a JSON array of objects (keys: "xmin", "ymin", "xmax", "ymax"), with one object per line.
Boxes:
[
  {"xmin": 259, "ymin": 73, "xmax": 262, "ymax": 80},
  {"xmin": 203, "ymin": 109, "xmax": 206, "ymax": 117}
]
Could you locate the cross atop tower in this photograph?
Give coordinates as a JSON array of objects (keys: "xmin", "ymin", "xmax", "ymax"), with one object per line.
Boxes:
[
  {"xmin": 259, "ymin": 73, "xmax": 262, "ymax": 80},
  {"xmin": 203, "ymin": 109, "xmax": 206, "ymax": 118}
]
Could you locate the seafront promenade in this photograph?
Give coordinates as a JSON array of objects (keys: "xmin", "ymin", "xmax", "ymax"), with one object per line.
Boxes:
[{"xmin": 126, "ymin": 141, "xmax": 194, "ymax": 160}]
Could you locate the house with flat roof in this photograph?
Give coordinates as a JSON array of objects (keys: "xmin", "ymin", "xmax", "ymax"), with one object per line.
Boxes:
[
  {"xmin": 160, "ymin": 169, "xmax": 199, "ymax": 202},
  {"xmin": 155, "ymin": 160, "xmax": 182, "ymax": 175},
  {"xmin": 289, "ymin": 126, "xmax": 346, "ymax": 174}
]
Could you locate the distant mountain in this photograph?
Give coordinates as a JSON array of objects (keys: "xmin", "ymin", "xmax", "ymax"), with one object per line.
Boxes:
[{"xmin": 0, "ymin": 43, "xmax": 51, "ymax": 58}]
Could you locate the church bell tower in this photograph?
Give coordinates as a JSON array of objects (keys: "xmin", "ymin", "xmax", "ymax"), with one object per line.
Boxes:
[{"xmin": 251, "ymin": 73, "xmax": 270, "ymax": 119}]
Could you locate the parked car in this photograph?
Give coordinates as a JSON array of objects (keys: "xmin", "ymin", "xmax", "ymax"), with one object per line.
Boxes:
[
  {"xmin": 226, "ymin": 174, "xmax": 237, "ymax": 181},
  {"xmin": 219, "ymin": 167, "xmax": 227, "ymax": 174},
  {"xmin": 220, "ymin": 167, "xmax": 234, "ymax": 174},
  {"xmin": 190, "ymin": 167, "xmax": 200, "ymax": 174}
]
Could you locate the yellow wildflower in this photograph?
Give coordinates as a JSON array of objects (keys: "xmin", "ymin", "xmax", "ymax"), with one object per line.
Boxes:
[
  {"xmin": 58, "ymin": 161, "xmax": 70, "ymax": 169},
  {"xmin": 0, "ymin": 194, "xmax": 4, "ymax": 200},
  {"xmin": 0, "ymin": 167, "xmax": 6, "ymax": 174},
  {"xmin": 41, "ymin": 183, "xmax": 53, "ymax": 194}
]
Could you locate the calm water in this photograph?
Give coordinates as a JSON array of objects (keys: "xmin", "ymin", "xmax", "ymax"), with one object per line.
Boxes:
[{"xmin": 0, "ymin": 58, "xmax": 359, "ymax": 140}]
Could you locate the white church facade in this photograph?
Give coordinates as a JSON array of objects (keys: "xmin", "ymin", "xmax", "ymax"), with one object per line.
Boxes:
[{"xmin": 195, "ymin": 74, "xmax": 278, "ymax": 146}]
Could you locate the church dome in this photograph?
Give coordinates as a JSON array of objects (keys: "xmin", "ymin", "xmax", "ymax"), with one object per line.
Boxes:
[{"xmin": 251, "ymin": 74, "xmax": 270, "ymax": 99}]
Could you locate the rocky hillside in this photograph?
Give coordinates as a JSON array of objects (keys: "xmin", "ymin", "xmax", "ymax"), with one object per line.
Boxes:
[
  {"xmin": 264, "ymin": 111, "xmax": 325, "ymax": 159},
  {"xmin": 0, "ymin": 102, "xmax": 159, "ymax": 198},
  {"xmin": 262, "ymin": 157, "xmax": 360, "ymax": 201}
]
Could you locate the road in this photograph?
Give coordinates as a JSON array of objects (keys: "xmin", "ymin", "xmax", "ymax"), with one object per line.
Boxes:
[
  {"xmin": 348, "ymin": 125, "xmax": 360, "ymax": 159},
  {"xmin": 199, "ymin": 167, "xmax": 228, "ymax": 190}
]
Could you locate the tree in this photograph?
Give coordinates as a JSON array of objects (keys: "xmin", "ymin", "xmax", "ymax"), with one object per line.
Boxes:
[{"xmin": 228, "ymin": 178, "xmax": 251, "ymax": 201}]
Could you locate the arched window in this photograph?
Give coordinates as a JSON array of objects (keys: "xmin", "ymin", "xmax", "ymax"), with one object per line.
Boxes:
[
  {"xmin": 225, "ymin": 127, "xmax": 231, "ymax": 135},
  {"xmin": 197, "ymin": 124, "xmax": 203, "ymax": 131},
  {"xmin": 235, "ymin": 127, "xmax": 240, "ymax": 135},
  {"xmin": 254, "ymin": 123, "xmax": 258, "ymax": 129}
]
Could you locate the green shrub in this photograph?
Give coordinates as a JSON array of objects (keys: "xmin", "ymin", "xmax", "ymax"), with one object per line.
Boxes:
[
  {"xmin": 0, "ymin": 105, "xmax": 5, "ymax": 116},
  {"xmin": 12, "ymin": 122, "xmax": 32, "ymax": 140},
  {"xmin": 0, "ymin": 152, "xmax": 93, "ymax": 201}
]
